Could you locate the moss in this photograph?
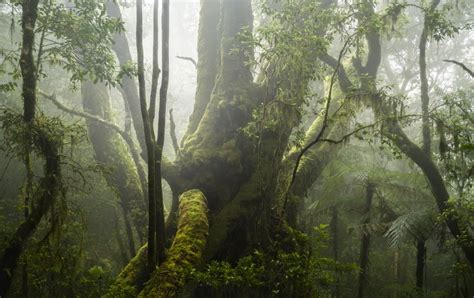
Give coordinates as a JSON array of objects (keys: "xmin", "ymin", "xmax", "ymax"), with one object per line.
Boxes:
[
  {"xmin": 183, "ymin": 0, "xmax": 221, "ymax": 139},
  {"xmin": 106, "ymin": 244, "xmax": 148, "ymax": 297},
  {"xmin": 177, "ymin": 0, "xmax": 257, "ymax": 211},
  {"xmin": 139, "ymin": 190, "xmax": 209, "ymax": 297}
]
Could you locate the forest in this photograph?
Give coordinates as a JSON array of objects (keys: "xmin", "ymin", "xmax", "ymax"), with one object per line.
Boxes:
[{"xmin": 0, "ymin": 0, "xmax": 472, "ymax": 297}]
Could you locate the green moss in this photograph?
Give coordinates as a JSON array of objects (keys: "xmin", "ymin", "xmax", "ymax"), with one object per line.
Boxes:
[
  {"xmin": 183, "ymin": 0, "xmax": 220, "ymax": 139},
  {"xmin": 139, "ymin": 190, "xmax": 209, "ymax": 297},
  {"xmin": 106, "ymin": 244, "xmax": 148, "ymax": 297}
]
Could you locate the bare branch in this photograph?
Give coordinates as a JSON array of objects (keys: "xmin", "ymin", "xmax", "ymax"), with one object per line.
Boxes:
[
  {"xmin": 39, "ymin": 90, "xmax": 143, "ymax": 178},
  {"xmin": 176, "ymin": 55, "xmax": 197, "ymax": 69},
  {"xmin": 443, "ymin": 59, "xmax": 474, "ymax": 78}
]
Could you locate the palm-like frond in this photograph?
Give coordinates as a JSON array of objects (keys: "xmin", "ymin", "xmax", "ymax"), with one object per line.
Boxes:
[{"xmin": 384, "ymin": 208, "xmax": 437, "ymax": 247}]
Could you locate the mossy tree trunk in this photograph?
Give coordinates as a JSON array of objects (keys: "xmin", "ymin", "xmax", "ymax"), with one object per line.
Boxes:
[
  {"xmin": 108, "ymin": 190, "xmax": 208, "ymax": 297},
  {"xmin": 112, "ymin": 0, "xmax": 381, "ymax": 294},
  {"xmin": 182, "ymin": 0, "xmax": 221, "ymax": 141},
  {"xmin": 0, "ymin": 0, "xmax": 61, "ymax": 295}
]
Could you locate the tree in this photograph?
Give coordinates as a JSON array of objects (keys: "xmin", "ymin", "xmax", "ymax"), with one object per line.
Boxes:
[
  {"xmin": 0, "ymin": 0, "xmax": 60, "ymax": 294},
  {"xmin": 0, "ymin": 0, "xmax": 472, "ymax": 296}
]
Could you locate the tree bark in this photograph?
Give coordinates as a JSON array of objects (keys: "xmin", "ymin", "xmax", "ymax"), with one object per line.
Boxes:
[
  {"xmin": 182, "ymin": 0, "xmax": 221, "ymax": 142},
  {"xmin": 109, "ymin": 190, "xmax": 209, "ymax": 297},
  {"xmin": 139, "ymin": 190, "xmax": 209, "ymax": 297},
  {"xmin": 0, "ymin": 1, "xmax": 61, "ymax": 295},
  {"xmin": 419, "ymin": 0, "xmax": 441, "ymax": 156},
  {"xmin": 106, "ymin": 1, "xmax": 146, "ymax": 154},
  {"xmin": 153, "ymin": 0, "xmax": 170, "ymax": 264},
  {"xmin": 416, "ymin": 239, "xmax": 426, "ymax": 290}
]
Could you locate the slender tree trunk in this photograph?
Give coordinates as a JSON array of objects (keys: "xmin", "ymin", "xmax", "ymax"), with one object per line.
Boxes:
[
  {"xmin": 394, "ymin": 248, "xmax": 400, "ymax": 298},
  {"xmin": 21, "ymin": 0, "xmax": 40, "ymax": 123},
  {"xmin": 416, "ymin": 239, "xmax": 426, "ymax": 290},
  {"xmin": 136, "ymin": 0, "xmax": 159, "ymax": 272},
  {"xmin": 358, "ymin": 182, "xmax": 374, "ymax": 298},
  {"xmin": 106, "ymin": 1, "xmax": 146, "ymax": 154},
  {"xmin": 419, "ymin": 0, "xmax": 440, "ymax": 156},
  {"xmin": 153, "ymin": 0, "xmax": 170, "ymax": 264},
  {"xmin": 415, "ymin": 1, "xmax": 438, "ymax": 290},
  {"xmin": 0, "ymin": 1, "xmax": 60, "ymax": 295},
  {"xmin": 331, "ymin": 206, "xmax": 340, "ymax": 298}
]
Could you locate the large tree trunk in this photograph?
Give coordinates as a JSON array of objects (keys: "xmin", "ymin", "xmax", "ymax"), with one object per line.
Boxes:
[
  {"xmin": 182, "ymin": 0, "xmax": 221, "ymax": 141},
  {"xmin": 178, "ymin": 0, "xmax": 256, "ymax": 214},
  {"xmin": 81, "ymin": 81, "xmax": 146, "ymax": 253},
  {"xmin": 108, "ymin": 190, "xmax": 209, "ymax": 297}
]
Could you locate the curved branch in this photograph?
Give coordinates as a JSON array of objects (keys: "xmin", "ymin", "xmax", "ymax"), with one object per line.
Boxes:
[
  {"xmin": 318, "ymin": 53, "xmax": 353, "ymax": 92},
  {"xmin": 443, "ymin": 59, "xmax": 474, "ymax": 78},
  {"xmin": 39, "ymin": 90, "xmax": 147, "ymax": 185},
  {"xmin": 176, "ymin": 55, "xmax": 197, "ymax": 69},
  {"xmin": 281, "ymin": 34, "xmax": 355, "ymax": 216}
]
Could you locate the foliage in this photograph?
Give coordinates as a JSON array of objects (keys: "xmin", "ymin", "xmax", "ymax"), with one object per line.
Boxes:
[
  {"xmin": 0, "ymin": 0, "xmax": 133, "ymax": 90},
  {"xmin": 434, "ymin": 87, "xmax": 473, "ymax": 197},
  {"xmin": 25, "ymin": 216, "xmax": 115, "ymax": 297},
  {"xmin": 192, "ymin": 224, "xmax": 355, "ymax": 297}
]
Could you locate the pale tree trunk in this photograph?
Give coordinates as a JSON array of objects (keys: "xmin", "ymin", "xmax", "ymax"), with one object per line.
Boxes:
[
  {"xmin": 357, "ymin": 182, "xmax": 374, "ymax": 298},
  {"xmin": 81, "ymin": 81, "xmax": 147, "ymax": 254}
]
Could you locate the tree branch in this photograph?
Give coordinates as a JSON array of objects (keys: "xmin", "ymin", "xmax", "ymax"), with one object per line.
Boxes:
[
  {"xmin": 443, "ymin": 59, "xmax": 474, "ymax": 78},
  {"xmin": 282, "ymin": 34, "xmax": 355, "ymax": 216},
  {"xmin": 176, "ymin": 55, "xmax": 197, "ymax": 69},
  {"xmin": 39, "ymin": 90, "xmax": 147, "ymax": 187}
]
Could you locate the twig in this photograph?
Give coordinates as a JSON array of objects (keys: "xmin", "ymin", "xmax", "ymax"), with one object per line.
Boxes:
[{"xmin": 176, "ymin": 55, "xmax": 197, "ymax": 69}]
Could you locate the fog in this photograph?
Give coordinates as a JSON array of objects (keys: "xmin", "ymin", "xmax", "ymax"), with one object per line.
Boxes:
[{"xmin": 0, "ymin": 0, "xmax": 472, "ymax": 297}]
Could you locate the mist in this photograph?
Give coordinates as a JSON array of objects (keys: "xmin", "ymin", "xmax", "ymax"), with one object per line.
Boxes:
[{"xmin": 0, "ymin": 0, "xmax": 472, "ymax": 297}]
